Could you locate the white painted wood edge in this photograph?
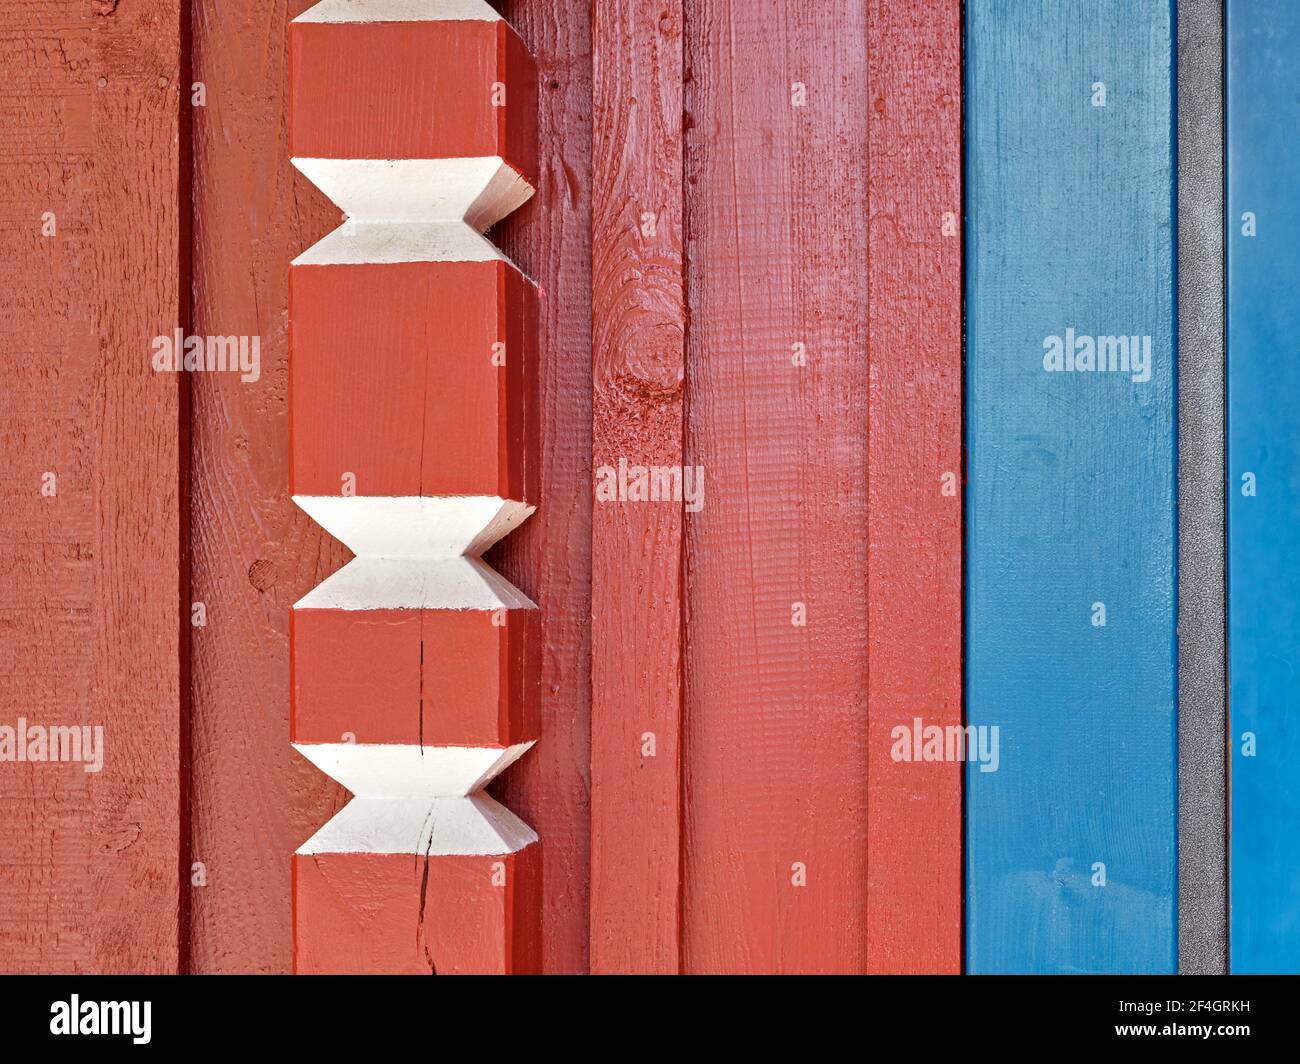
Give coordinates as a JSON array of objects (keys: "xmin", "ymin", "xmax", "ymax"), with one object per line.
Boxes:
[
  {"xmin": 296, "ymin": 794, "xmax": 537, "ymax": 856},
  {"xmin": 292, "ymin": 222, "xmax": 506, "ymax": 266},
  {"xmin": 293, "ymin": 555, "xmax": 536, "ymax": 611},
  {"xmin": 295, "ymin": 0, "xmax": 503, "ymax": 24},
  {"xmin": 293, "ymin": 741, "xmax": 534, "ymax": 798},
  {"xmin": 292, "ymin": 496, "xmax": 534, "ymax": 558},
  {"xmin": 291, "ymin": 158, "xmax": 533, "ymax": 230}
]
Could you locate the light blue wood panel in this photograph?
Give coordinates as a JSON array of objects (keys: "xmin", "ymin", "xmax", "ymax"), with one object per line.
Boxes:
[
  {"xmin": 965, "ymin": 0, "xmax": 1178, "ymax": 974},
  {"xmin": 1226, "ymin": 0, "xmax": 1300, "ymax": 976}
]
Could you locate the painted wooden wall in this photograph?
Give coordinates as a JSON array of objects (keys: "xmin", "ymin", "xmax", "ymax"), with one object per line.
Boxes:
[
  {"xmin": 0, "ymin": 0, "xmax": 186, "ymax": 973},
  {"xmin": 866, "ymin": 0, "xmax": 963, "ymax": 974},
  {"xmin": 5, "ymin": 0, "xmax": 1277, "ymax": 977},
  {"xmin": 585, "ymin": 0, "xmax": 962, "ymax": 974},
  {"xmin": 487, "ymin": 0, "xmax": 595, "ymax": 975},
  {"xmin": 188, "ymin": 0, "xmax": 348, "ymax": 975},
  {"xmin": 589, "ymin": 0, "xmax": 686, "ymax": 974},
  {"xmin": 1226, "ymin": 0, "xmax": 1300, "ymax": 976},
  {"xmin": 679, "ymin": 0, "xmax": 874, "ymax": 974},
  {"xmin": 965, "ymin": 0, "xmax": 1179, "ymax": 974},
  {"xmin": 188, "ymin": 0, "xmax": 594, "ymax": 973},
  {"xmin": 0, "ymin": 0, "xmax": 592, "ymax": 979}
]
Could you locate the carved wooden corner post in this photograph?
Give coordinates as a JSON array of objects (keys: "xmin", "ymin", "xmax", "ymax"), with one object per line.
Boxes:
[{"xmin": 287, "ymin": 0, "xmax": 540, "ymax": 974}]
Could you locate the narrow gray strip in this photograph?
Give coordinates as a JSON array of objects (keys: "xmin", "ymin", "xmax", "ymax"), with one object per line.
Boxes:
[{"xmin": 1176, "ymin": 0, "xmax": 1229, "ymax": 975}]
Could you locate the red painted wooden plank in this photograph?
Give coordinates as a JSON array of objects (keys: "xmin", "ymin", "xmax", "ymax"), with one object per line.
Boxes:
[
  {"xmin": 865, "ymin": 0, "xmax": 963, "ymax": 973},
  {"xmin": 681, "ymin": 0, "xmax": 871, "ymax": 973},
  {"xmin": 589, "ymin": 0, "xmax": 686, "ymax": 974},
  {"xmin": 294, "ymin": 848, "xmax": 540, "ymax": 974},
  {"xmin": 289, "ymin": 260, "xmax": 538, "ymax": 501},
  {"xmin": 0, "ymin": 0, "xmax": 185, "ymax": 971},
  {"xmin": 290, "ymin": 19, "xmax": 536, "ymax": 177},
  {"xmin": 292, "ymin": 608, "xmax": 539, "ymax": 747},
  {"xmin": 487, "ymin": 0, "xmax": 594, "ymax": 974},
  {"xmin": 189, "ymin": 0, "xmax": 349, "ymax": 973}
]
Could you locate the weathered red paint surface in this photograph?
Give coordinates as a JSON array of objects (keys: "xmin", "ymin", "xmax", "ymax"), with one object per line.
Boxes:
[
  {"xmin": 590, "ymin": 0, "xmax": 686, "ymax": 974},
  {"xmin": 3, "ymin": 0, "xmax": 966, "ymax": 977},
  {"xmin": 294, "ymin": 848, "xmax": 541, "ymax": 974},
  {"xmin": 0, "ymin": 0, "xmax": 186, "ymax": 973},
  {"xmin": 189, "ymin": 0, "xmax": 350, "ymax": 974},
  {"xmin": 289, "ymin": 261, "xmax": 538, "ymax": 501},
  {"xmin": 680, "ymin": 0, "xmax": 871, "ymax": 973},
  {"xmin": 289, "ymin": 19, "xmax": 537, "ymax": 176},
  {"xmin": 486, "ymin": 0, "xmax": 594, "ymax": 975},
  {"xmin": 865, "ymin": 0, "xmax": 963, "ymax": 974},
  {"xmin": 293, "ymin": 608, "xmax": 539, "ymax": 746}
]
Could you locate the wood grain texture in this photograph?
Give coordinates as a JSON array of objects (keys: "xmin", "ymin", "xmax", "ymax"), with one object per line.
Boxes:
[
  {"xmin": 0, "ymin": 0, "xmax": 184, "ymax": 972},
  {"xmin": 865, "ymin": 0, "xmax": 963, "ymax": 974},
  {"xmin": 1226, "ymin": 0, "xmax": 1300, "ymax": 975},
  {"xmin": 288, "ymin": 260, "xmax": 538, "ymax": 501},
  {"xmin": 294, "ymin": 848, "xmax": 540, "ymax": 974},
  {"xmin": 485, "ymin": 0, "xmax": 593, "ymax": 974},
  {"xmin": 965, "ymin": 0, "xmax": 1178, "ymax": 974},
  {"xmin": 289, "ymin": 19, "xmax": 536, "ymax": 177},
  {"xmin": 590, "ymin": 0, "xmax": 685, "ymax": 974},
  {"xmin": 681, "ymin": 0, "xmax": 871, "ymax": 973},
  {"xmin": 293, "ymin": 608, "xmax": 538, "ymax": 747},
  {"xmin": 189, "ymin": 0, "xmax": 349, "ymax": 973}
]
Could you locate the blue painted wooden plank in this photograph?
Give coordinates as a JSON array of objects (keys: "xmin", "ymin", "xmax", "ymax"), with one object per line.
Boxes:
[
  {"xmin": 1226, "ymin": 0, "xmax": 1300, "ymax": 976},
  {"xmin": 965, "ymin": 0, "xmax": 1178, "ymax": 974}
]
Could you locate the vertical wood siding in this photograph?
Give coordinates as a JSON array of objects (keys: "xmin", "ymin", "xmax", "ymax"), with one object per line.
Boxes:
[
  {"xmin": 590, "ymin": 0, "xmax": 686, "ymax": 974},
  {"xmin": 681, "ymin": 0, "xmax": 872, "ymax": 974},
  {"xmin": 1226, "ymin": 0, "xmax": 1300, "ymax": 975},
  {"xmin": 965, "ymin": 0, "xmax": 1178, "ymax": 974},
  {"xmin": 188, "ymin": 0, "xmax": 348, "ymax": 974},
  {"xmin": 488, "ymin": 0, "xmax": 595, "ymax": 975},
  {"xmin": 0, "ymin": 0, "xmax": 186, "ymax": 972},
  {"xmin": 3, "ymin": 1, "xmax": 1233, "ymax": 977},
  {"xmin": 865, "ymin": 0, "xmax": 963, "ymax": 974}
]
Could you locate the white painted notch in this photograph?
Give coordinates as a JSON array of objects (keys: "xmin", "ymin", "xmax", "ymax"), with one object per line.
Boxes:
[
  {"xmin": 297, "ymin": 794, "xmax": 537, "ymax": 856},
  {"xmin": 294, "ymin": 555, "xmax": 535, "ymax": 611},
  {"xmin": 293, "ymin": 741, "xmax": 534, "ymax": 798},
  {"xmin": 292, "ymin": 496, "xmax": 534, "ymax": 558},
  {"xmin": 292, "ymin": 221, "xmax": 506, "ymax": 267},
  {"xmin": 291, "ymin": 158, "xmax": 534, "ymax": 232}
]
